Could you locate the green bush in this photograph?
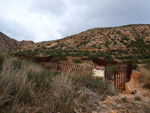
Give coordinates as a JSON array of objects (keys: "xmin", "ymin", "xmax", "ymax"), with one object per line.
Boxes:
[
  {"xmin": 104, "ymin": 54, "xmax": 114, "ymax": 61},
  {"xmin": 73, "ymin": 59, "xmax": 82, "ymax": 63},
  {"xmin": 121, "ymin": 96, "xmax": 128, "ymax": 102},
  {"xmin": 132, "ymin": 63, "xmax": 138, "ymax": 70},
  {"xmin": 51, "ymin": 56, "xmax": 66, "ymax": 62},
  {"xmin": 134, "ymin": 96, "xmax": 142, "ymax": 101},
  {"xmin": 88, "ymin": 54, "xmax": 99, "ymax": 60}
]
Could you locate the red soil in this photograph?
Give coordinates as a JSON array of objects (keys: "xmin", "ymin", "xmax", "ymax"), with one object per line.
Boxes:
[{"xmin": 130, "ymin": 73, "xmax": 140, "ymax": 79}]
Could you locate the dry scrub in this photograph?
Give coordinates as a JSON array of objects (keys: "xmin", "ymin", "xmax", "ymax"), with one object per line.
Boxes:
[
  {"xmin": 0, "ymin": 54, "xmax": 116, "ymax": 113},
  {"xmin": 138, "ymin": 63, "xmax": 150, "ymax": 89}
]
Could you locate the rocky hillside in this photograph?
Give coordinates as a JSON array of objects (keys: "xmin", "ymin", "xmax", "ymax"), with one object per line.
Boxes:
[
  {"xmin": 1, "ymin": 24, "xmax": 150, "ymax": 65},
  {"xmin": 14, "ymin": 24, "xmax": 150, "ymax": 51},
  {"xmin": 0, "ymin": 32, "xmax": 34, "ymax": 52},
  {"xmin": 43, "ymin": 24, "xmax": 150, "ymax": 51},
  {"xmin": 13, "ymin": 24, "xmax": 150, "ymax": 63}
]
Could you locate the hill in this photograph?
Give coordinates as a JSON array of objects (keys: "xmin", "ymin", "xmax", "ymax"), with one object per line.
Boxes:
[
  {"xmin": 1, "ymin": 24, "xmax": 150, "ymax": 66},
  {"xmin": 0, "ymin": 32, "xmax": 34, "ymax": 52},
  {"xmin": 13, "ymin": 24, "xmax": 150, "ymax": 65}
]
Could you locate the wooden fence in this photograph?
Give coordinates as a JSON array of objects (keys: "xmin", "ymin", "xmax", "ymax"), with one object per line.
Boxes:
[{"xmin": 43, "ymin": 61, "xmax": 93, "ymax": 75}]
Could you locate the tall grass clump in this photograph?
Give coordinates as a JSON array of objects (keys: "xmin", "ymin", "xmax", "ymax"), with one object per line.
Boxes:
[
  {"xmin": 0, "ymin": 55, "xmax": 52, "ymax": 112},
  {"xmin": 49, "ymin": 74, "xmax": 75, "ymax": 113},
  {"xmin": 138, "ymin": 63, "xmax": 150, "ymax": 89}
]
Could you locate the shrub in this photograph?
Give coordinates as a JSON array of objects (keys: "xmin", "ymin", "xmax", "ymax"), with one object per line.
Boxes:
[
  {"xmin": 132, "ymin": 63, "xmax": 138, "ymax": 70},
  {"xmin": 138, "ymin": 64, "xmax": 150, "ymax": 82},
  {"xmin": 138, "ymin": 63, "xmax": 150, "ymax": 90},
  {"xmin": 72, "ymin": 73, "xmax": 117, "ymax": 95},
  {"xmin": 50, "ymin": 74, "xmax": 75, "ymax": 113},
  {"xmin": 73, "ymin": 74, "xmax": 103, "ymax": 89},
  {"xmin": 37, "ymin": 45, "xmax": 41, "ymax": 47},
  {"xmin": 121, "ymin": 97, "xmax": 128, "ymax": 102},
  {"xmin": 88, "ymin": 54, "xmax": 99, "ymax": 60},
  {"xmin": 73, "ymin": 59, "xmax": 82, "ymax": 63},
  {"xmin": 0, "ymin": 55, "xmax": 119, "ymax": 112},
  {"xmin": 51, "ymin": 56, "xmax": 66, "ymax": 62},
  {"xmin": 104, "ymin": 54, "xmax": 114, "ymax": 61},
  {"xmin": 134, "ymin": 96, "xmax": 142, "ymax": 101},
  {"xmin": 0, "ymin": 57, "xmax": 42, "ymax": 111}
]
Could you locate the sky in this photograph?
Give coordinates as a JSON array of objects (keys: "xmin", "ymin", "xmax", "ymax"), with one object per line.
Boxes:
[{"xmin": 0, "ymin": 0, "xmax": 150, "ymax": 42}]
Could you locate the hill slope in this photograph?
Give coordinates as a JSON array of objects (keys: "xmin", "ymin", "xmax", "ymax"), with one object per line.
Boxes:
[
  {"xmin": 15, "ymin": 24, "xmax": 150, "ymax": 51},
  {"xmin": 0, "ymin": 32, "xmax": 34, "ymax": 52},
  {"xmin": 13, "ymin": 24, "xmax": 150, "ymax": 63},
  {"xmin": 1, "ymin": 24, "xmax": 150, "ymax": 64}
]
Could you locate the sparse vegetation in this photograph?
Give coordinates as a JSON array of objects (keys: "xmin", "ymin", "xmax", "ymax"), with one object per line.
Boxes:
[
  {"xmin": 51, "ymin": 56, "xmax": 66, "ymax": 62},
  {"xmin": 132, "ymin": 63, "xmax": 138, "ymax": 70},
  {"xmin": 88, "ymin": 54, "xmax": 99, "ymax": 60},
  {"xmin": 138, "ymin": 63, "xmax": 150, "ymax": 89},
  {"xmin": 12, "ymin": 59, "xmax": 22, "ymax": 69},
  {"xmin": 121, "ymin": 96, "xmax": 128, "ymax": 103},
  {"xmin": 105, "ymin": 65, "xmax": 119, "ymax": 78},
  {"xmin": 1, "ymin": 24, "xmax": 150, "ymax": 112},
  {"xmin": 73, "ymin": 59, "xmax": 82, "ymax": 63},
  {"xmin": 134, "ymin": 96, "xmax": 142, "ymax": 101},
  {"xmin": 0, "ymin": 54, "xmax": 117, "ymax": 112}
]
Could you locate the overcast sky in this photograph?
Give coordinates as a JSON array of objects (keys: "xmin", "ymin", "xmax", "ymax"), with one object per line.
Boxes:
[{"xmin": 0, "ymin": 0, "xmax": 150, "ymax": 42}]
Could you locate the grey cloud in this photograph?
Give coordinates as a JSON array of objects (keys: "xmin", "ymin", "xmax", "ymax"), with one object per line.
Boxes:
[
  {"xmin": 0, "ymin": 16, "xmax": 36, "ymax": 41},
  {"xmin": 58, "ymin": 0, "xmax": 150, "ymax": 37},
  {"xmin": 0, "ymin": 0, "xmax": 150, "ymax": 42},
  {"xmin": 30, "ymin": 0, "xmax": 67, "ymax": 16}
]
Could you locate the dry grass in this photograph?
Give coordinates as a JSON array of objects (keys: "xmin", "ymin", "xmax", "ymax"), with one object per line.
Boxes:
[
  {"xmin": 138, "ymin": 63, "xmax": 150, "ymax": 89},
  {"xmin": 0, "ymin": 54, "xmax": 117, "ymax": 113}
]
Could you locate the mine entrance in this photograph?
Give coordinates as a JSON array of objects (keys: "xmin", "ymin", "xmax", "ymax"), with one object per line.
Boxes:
[{"xmin": 105, "ymin": 62, "xmax": 132, "ymax": 92}]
